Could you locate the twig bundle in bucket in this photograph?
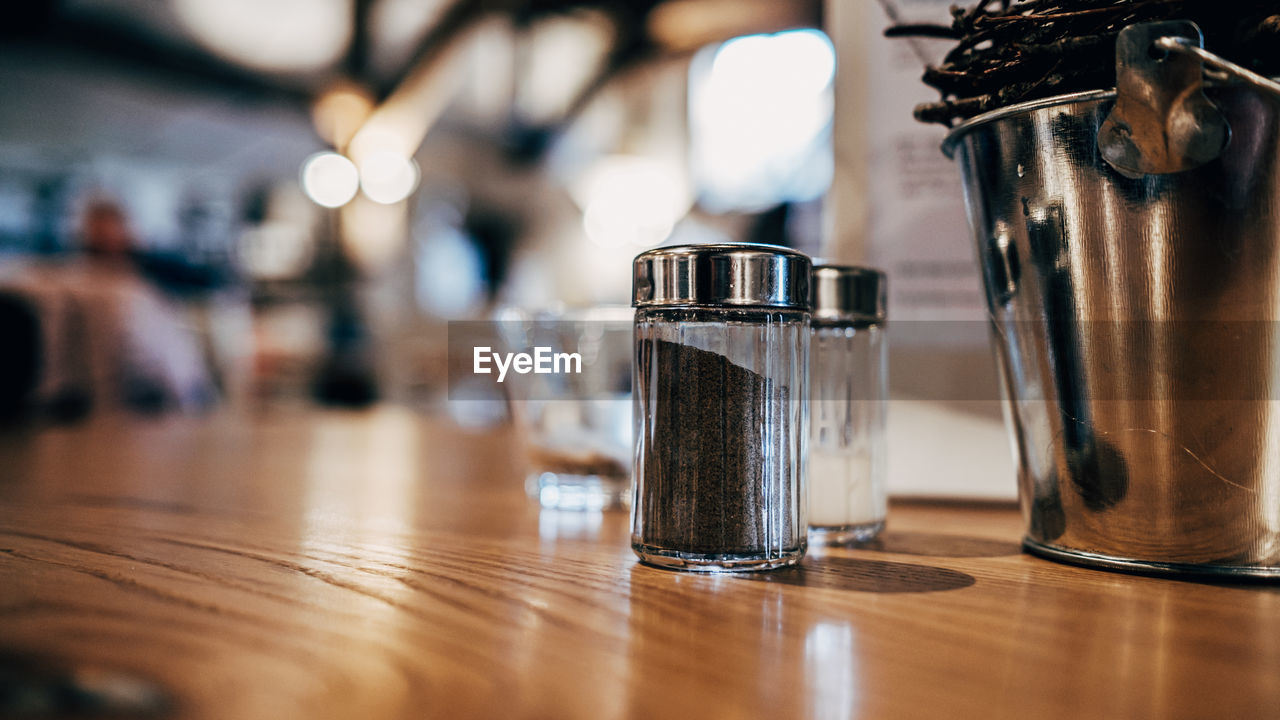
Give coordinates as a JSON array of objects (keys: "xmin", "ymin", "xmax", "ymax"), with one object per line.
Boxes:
[
  {"xmin": 919, "ymin": 4, "xmax": 1280, "ymax": 577},
  {"xmin": 889, "ymin": 0, "xmax": 1280, "ymax": 126}
]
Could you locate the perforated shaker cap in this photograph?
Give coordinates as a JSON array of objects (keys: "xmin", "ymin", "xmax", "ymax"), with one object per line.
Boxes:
[{"xmin": 632, "ymin": 243, "xmax": 812, "ymax": 310}]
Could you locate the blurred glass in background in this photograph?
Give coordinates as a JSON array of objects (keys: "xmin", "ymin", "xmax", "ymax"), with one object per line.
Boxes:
[{"xmin": 497, "ymin": 306, "xmax": 633, "ymax": 511}]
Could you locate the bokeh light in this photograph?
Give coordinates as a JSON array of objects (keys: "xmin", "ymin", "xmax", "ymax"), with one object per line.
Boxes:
[
  {"xmin": 690, "ymin": 29, "xmax": 835, "ymax": 212},
  {"xmin": 312, "ymin": 86, "xmax": 375, "ymax": 149},
  {"xmin": 571, "ymin": 155, "xmax": 691, "ymax": 248},
  {"xmin": 300, "ymin": 152, "xmax": 359, "ymax": 208},
  {"xmin": 174, "ymin": 0, "xmax": 350, "ymax": 72},
  {"xmin": 358, "ymin": 151, "xmax": 420, "ymax": 205}
]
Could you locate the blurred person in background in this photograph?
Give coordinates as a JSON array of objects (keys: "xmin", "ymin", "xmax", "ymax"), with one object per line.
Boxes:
[
  {"xmin": 82, "ymin": 199, "xmax": 134, "ymax": 264},
  {"xmin": 0, "ymin": 198, "xmax": 218, "ymax": 422}
]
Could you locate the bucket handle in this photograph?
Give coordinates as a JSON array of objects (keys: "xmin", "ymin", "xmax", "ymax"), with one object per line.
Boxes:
[
  {"xmin": 1099, "ymin": 21, "xmax": 1280, "ymax": 178},
  {"xmin": 1156, "ymin": 36, "xmax": 1280, "ymax": 100}
]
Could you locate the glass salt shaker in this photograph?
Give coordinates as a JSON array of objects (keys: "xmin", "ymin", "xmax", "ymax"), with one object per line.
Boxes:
[
  {"xmin": 631, "ymin": 243, "xmax": 811, "ymax": 572},
  {"xmin": 808, "ymin": 265, "xmax": 888, "ymax": 544}
]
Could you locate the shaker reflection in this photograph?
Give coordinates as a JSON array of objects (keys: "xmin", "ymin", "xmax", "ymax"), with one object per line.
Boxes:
[{"xmin": 804, "ymin": 621, "xmax": 860, "ymax": 720}]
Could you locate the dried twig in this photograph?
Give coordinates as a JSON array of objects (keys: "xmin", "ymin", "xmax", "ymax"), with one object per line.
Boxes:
[{"xmin": 889, "ymin": 0, "xmax": 1280, "ymax": 126}]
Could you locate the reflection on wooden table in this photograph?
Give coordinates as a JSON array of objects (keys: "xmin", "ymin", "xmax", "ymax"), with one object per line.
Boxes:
[{"xmin": 0, "ymin": 408, "xmax": 1277, "ymax": 719}]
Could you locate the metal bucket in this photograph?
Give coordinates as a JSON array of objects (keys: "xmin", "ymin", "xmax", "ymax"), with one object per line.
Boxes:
[{"xmin": 945, "ymin": 23, "xmax": 1280, "ymax": 579}]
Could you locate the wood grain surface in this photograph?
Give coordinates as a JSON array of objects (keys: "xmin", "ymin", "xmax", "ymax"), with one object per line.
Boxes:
[{"xmin": 0, "ymin": 408, "xmax": 1277, "ymax": 719}]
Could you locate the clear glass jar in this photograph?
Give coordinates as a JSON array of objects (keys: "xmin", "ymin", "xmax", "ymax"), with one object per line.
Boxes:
[
  {"xmin": 809, "ymin": 265, "xmax": 888, "ymax": 544},
  {"xmin": 631, "ymin": 244, "xmax": 810, "ymax": 572}
]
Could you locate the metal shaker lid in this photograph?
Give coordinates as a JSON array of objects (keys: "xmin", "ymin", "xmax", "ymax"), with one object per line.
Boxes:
[
  {"xmin": 632, "ymin": 243, "xmax": 812, "ymax": 310},
  {"xmin": 811, "ymin": 265, "xmax": 886, "ymax": 324}
]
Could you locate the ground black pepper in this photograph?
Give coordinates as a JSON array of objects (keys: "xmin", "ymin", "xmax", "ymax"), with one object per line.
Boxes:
[{"xmin": 636, "ymin": 337, "xmax": 794, "ymax": 555}]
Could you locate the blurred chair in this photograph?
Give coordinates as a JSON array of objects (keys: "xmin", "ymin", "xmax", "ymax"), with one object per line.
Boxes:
[
  {"xmin": 0, "ymin": 198, "xmax": 218, "ymax": 421},
  {"xmin": 0, "ymin": 262, "xmax": 216, "ymax": 420}
]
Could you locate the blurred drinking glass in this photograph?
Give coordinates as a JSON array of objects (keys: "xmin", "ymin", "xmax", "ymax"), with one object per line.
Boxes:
[{"xmin": 498, "ymin": 306, "xmax": 633, "ymax": 511}]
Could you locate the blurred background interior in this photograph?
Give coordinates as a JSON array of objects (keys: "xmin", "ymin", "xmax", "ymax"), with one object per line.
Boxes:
[{"xmin": 0, "ymin": 0, "xmax": 1011, "ymax": 498}]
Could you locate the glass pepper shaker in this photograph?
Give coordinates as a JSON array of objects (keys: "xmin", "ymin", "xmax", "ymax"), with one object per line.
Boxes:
[
  {"xmin": 808, "ymin": 265, "xmax": 888, "ymax": 544},
  {"xmin": 631, "ymin": 243, "xmax": 811, "ymax": 572}
]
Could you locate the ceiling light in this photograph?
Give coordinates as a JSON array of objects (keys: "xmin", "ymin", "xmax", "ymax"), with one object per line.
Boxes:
[{"xmin": 300, "ymin": 152, "xmax": 359, "ymax": 208}]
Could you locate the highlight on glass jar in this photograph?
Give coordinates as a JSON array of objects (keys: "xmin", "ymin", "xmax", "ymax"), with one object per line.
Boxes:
[
  {"xmin": 808, "ymin": 265, "xmax": 888, "ymax": 545},
  {"xmin": 631, "ymin": 243, "xmax": 811, "ymax": 572}
]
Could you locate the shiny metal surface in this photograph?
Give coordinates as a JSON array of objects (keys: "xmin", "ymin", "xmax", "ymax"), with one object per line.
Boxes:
[
  {"xmin": 1024, "ymin": 538, "xmax": 1280, "ymax": 581},
  {"xmin": 811, "ymin": 265, "xmax": 886, "ymax": 325},
  {"xmin": 1099, "ymin": 21, "xmax": 1229, "ymax": 177},
  {"xmin": 632, "ymin": 243, "xmax": 812, "ymax": 310},
  {"xmin": 950, "ymin": 85, "xmax": 1280, "ymax": 577}
]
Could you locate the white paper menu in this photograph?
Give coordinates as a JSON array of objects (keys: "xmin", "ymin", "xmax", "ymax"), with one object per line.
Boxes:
[{"xmin": 825, "ymin": 0, "xmax": 1018, "ymax": 501}]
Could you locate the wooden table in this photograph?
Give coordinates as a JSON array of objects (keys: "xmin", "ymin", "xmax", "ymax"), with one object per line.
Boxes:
[{"xmin": 1, "ymin": 408, "xmax": 1277, "ymax": 719}]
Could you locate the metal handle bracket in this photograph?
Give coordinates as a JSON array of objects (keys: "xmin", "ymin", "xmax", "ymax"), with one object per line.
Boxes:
[{"xmin": 1099, "ymin": 21, "xmax": 1230, "ymax": 178}]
